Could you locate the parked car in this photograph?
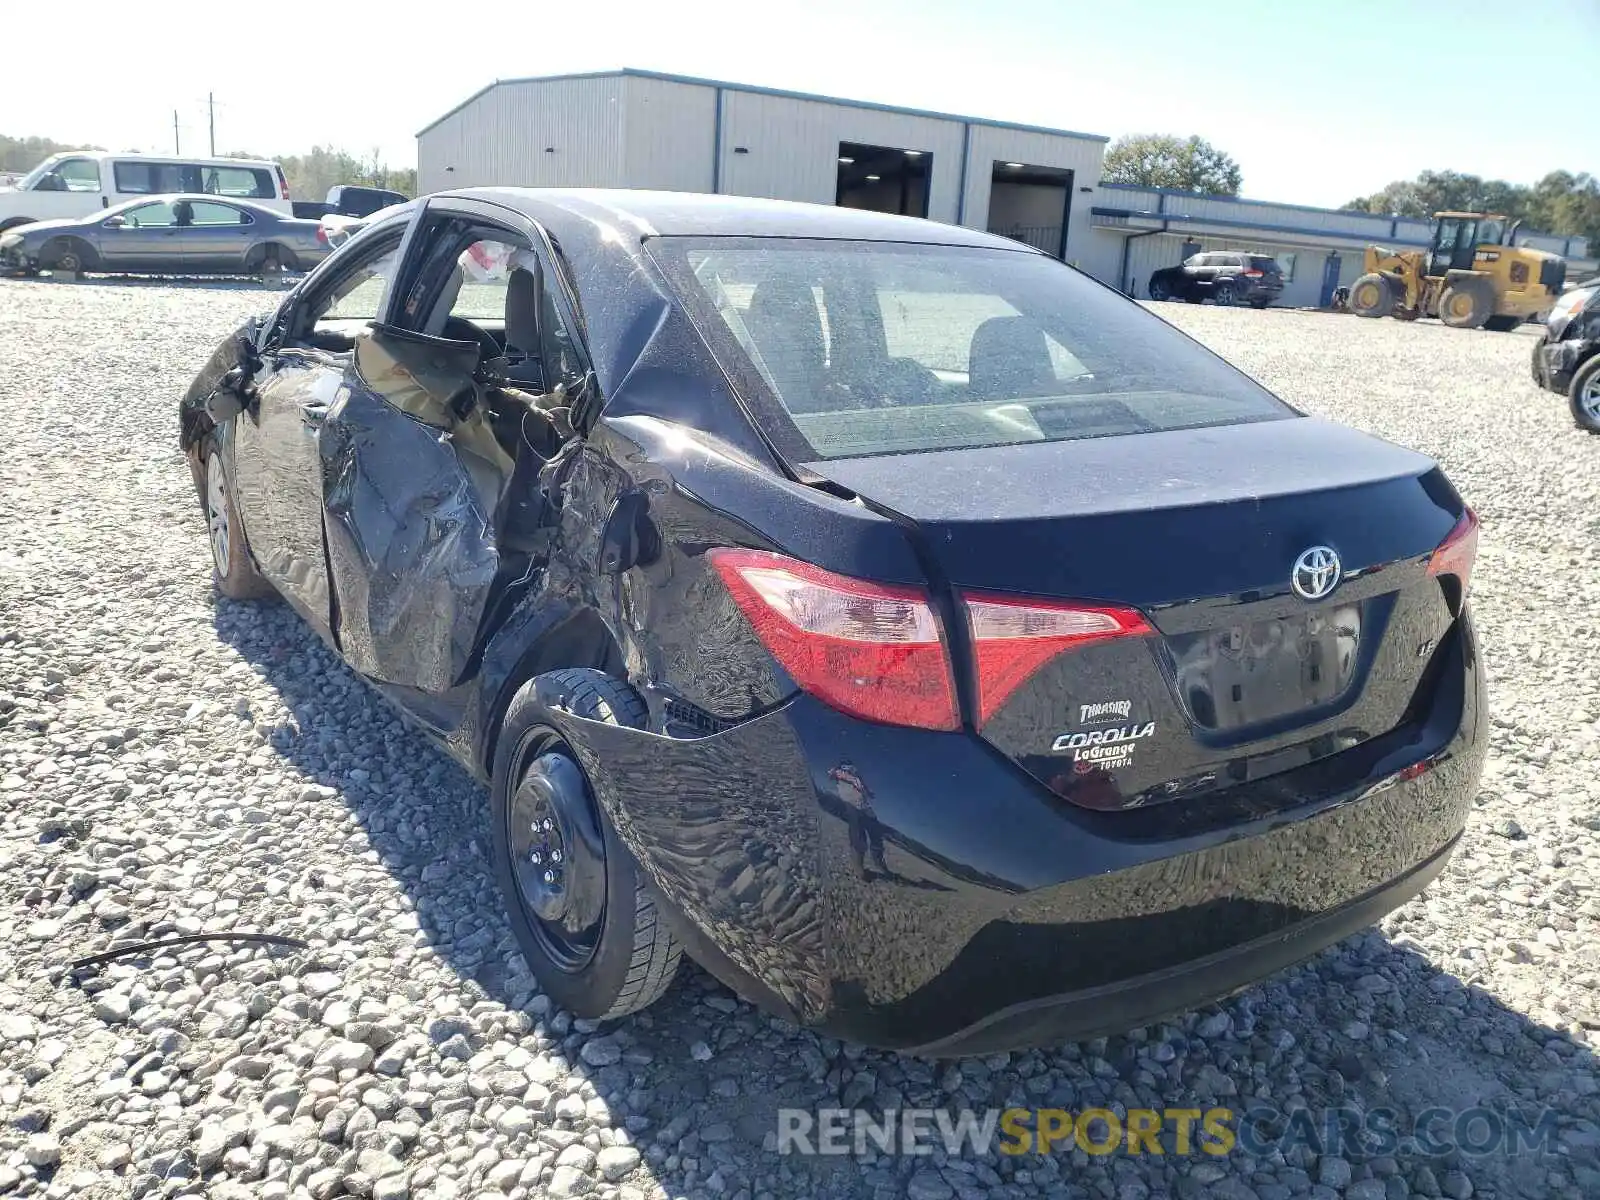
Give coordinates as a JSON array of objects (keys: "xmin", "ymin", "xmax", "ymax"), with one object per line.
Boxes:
[
  {"xmin": 1531, "ymin": 280, "xmax": 1600, "ymax": 432},
  {"xmin": 0, "ymin": 152, "xmax": 291, "ymax": 231},
  {"xmin": 0, "ymin": 194, "xmax": 332, "ymax": 276},
  {"xmin": 180, "ymin": 189, "xmax": 1485, "ymax": 1054},
  {"xmin": 1148, "ymin": 252, "xmax": 1285, "ymax": 307}
]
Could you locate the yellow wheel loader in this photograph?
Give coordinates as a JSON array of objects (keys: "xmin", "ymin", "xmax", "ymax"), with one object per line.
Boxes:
[{"xmin": 1348, "ymin": 212, "xmax": 1567, "ymax": 331}]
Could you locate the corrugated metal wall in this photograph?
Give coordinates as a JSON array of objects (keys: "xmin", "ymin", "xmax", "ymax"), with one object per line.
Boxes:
[
  {"xmin": 417, "ymin": 76, "xmax": 626, "ymax": 194},
  {"xmin": 717, "ymin": 91, "xmax": 967, "ymax": 220},
  {"xmin": 961, "ymin": 127, "xmax": 1106, "ymax": 264},
  {"xmin": 622, "ymin": 76, "xmax": 716, "ymax": 193}
]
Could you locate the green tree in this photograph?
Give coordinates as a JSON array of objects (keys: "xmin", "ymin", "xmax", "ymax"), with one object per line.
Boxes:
[
  {"xmin": 0, "ymin": 134, "xmax": 104, "ymax": 173},
  {"xmin": 1101, "ymin": 134, "xmax": 1242, "ymax": 196},
  {"xmin": 1344, "ymin": 169, "xmax": 1600, "ymax": 243}
]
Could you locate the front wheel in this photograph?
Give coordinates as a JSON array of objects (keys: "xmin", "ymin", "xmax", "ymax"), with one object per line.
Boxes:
[
  {"xmin": 45, "ymin": 237, "xmax": 95, "ymax": 274},
  {"xmin": 1148, "ymin": 277, "xmax": 1171, "ymax": 302},
  {"xmin": 201, "ymin": 442, "xmax": 275, "ymax": 599},
  {"xmin": 1348, "ymin": 273, "xmax": 1395, "ymax": 318},
  {"xmin": 490, "ymin": 670, "xmax": 682, "ymax": 1019},
  {"xmin": 1439, "ymin": 284, "xmax": 1492, "ymax": 329},
  {"xmin": 1570, "ymin": 357, "xmax": 1600, "ymax": 434}
]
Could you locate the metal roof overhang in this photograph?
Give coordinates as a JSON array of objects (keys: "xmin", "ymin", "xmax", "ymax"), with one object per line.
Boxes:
[{"xmin": 1090, "ymin": 207, "xmax": 1428, "ymax": 253}]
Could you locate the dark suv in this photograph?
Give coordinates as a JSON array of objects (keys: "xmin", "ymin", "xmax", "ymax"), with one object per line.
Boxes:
[{"xmin": 1149, "ymin": 252, "xmax": 1285, "ymax": 308}]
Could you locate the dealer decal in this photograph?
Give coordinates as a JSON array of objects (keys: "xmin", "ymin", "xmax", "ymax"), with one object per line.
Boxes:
[{"xmin": 1052, "ymin": 721, "xmax": 1156, "ymax": 770}]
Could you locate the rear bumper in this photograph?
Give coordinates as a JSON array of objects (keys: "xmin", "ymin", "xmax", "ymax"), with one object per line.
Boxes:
[
  {"xmin": 906, "ymin": 836, "xmax": 1456, "ymax": 1056},
  {"xmin": 567, "ymin": 612, "xmax": 1485, "ymax": 1053}
]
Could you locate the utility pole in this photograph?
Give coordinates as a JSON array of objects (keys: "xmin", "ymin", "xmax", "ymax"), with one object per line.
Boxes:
[
  {"xmin": 173, "ymin": 110, "xmax": 180, "ymax": 154},
  {"xmin": 208, "ymin": 93, "xmax": 216, "ymax": 156}
]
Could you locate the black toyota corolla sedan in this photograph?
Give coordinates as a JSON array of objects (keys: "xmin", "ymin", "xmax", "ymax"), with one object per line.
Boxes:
[{"xmin": 178, "ymin": 189, "xmax": 1486, "ymax": 1054}]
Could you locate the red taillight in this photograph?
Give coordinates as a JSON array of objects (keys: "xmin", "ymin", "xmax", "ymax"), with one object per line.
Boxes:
[
  {"xmin": 1426, "ymin": 507, "xmax": 1479, "ymax": 591},
  {"xmin": 277, "ymin": 167, "xmax": 291, "ymax": 201},
  {"xmin": 963, "ymin": 594, "xmax": 1151, "ymax": 724},
  {"xmin": 707, "ymin": 549, "xmax": 959, "ymax": 731},
  {"xmin": 1241, "ymin": 268, "xmax": 1264, "ymax": 277},
  {"xmin": 315, "ymin": 225, "xmax": 329, "ymax": 245}
]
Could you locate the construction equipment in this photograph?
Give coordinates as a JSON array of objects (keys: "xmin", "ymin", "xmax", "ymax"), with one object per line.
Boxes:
[{"xmin": 1347, "ymin": 212, "xmax": 1567, "ymax": 330}]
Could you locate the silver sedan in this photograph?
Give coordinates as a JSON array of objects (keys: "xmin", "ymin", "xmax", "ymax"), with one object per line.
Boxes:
[{"xmin": 0, "ymin": 194, "xmax": 333, "ymax": 276}]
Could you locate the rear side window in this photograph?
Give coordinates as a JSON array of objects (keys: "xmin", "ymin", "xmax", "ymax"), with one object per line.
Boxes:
[
  {"xmin": 651, "ymin": 237, "xmax": 1291, "ymax": 460},
  {"xmin": 189, "ymin": 201, "xmax": 251, "ymax": 225},
  {"xmin": 203, "ymin": 165, "xmax": 275, "ymax": 199}
]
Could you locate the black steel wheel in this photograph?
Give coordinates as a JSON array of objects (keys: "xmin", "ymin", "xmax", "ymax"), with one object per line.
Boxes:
[{"xmin": 489, "ymin": 669, "xmax": 682, "ymax": 1019}]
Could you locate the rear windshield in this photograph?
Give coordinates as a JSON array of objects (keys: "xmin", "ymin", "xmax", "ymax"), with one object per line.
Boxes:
[
  {"xmin": 1247, "ymin": 255, "xmax": 1281, "ymax": 272},
  {"xmin": 650, "ymin": 237, "xmax": 1292, "ymax": 460}
]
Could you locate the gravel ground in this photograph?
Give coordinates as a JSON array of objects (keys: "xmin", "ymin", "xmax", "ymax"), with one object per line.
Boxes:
[{"xmin": 1, "ymin": 280, "xmax": 1597, "ymax": 1200}]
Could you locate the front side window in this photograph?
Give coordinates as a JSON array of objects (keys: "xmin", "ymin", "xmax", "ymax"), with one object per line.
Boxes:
[
  {"xmin": 119, "ymin": 201, "xmax": 178, "ymax": 228},
  {"xmin": 318, "ymin": 241, "xmax": 402, "ymax": 323},
  {"xmin": 653, "ymin": 237, "xmax": 1291, "ymax": 460},
  {"xmin": 37, "ymin": 157, "xmax": 100, "ymax": 192}
]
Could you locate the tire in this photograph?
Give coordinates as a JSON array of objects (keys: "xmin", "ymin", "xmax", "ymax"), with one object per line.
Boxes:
[
  {"xmin": 1348, "ymin": 273, "xmax": 1395, "ymax": 318},
  {"xmin": 201, "ymin": 441, "xmax": 275, "ymax": 600},
  {"xmin": 1148, "ymin": 276, "xmax": 1171, "ymax": 302},
  {"xmin": 1250, "ymin": 298, "xmax": 1270, "ymax": 310},
  {"xmin": 1484, "ymin": 314, "xmax": 1521, "ymax": 332},
  {"xmin": 490, "ymin": 669, "xmax": 682, "ymax": 1020},
  {"xmin": 1212, "ymin": 280, "xmax": 1237, "ymax": 307},
  {"xmin": 1532, "ymin": 335, "xmax": 1548, "ymax": 386},
  {"xmin": 252, "ymin": 243, "xmax": 297, "ymax": 274},
  {"xmin": 1439, "ymin": 283, "xmax": 1492, "ymax": 330},
  {"xmin": 1570, "ymin": 357, "xmax": 1600, "ymax": 434},
  {"xmin": 45, "ymin": 237, "xmax": 95, "ymax": 274}
]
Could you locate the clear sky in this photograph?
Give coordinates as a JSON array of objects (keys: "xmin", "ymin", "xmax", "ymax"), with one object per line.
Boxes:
[{"xmin": 4, "ymin": 0, "xmax": 1596, "ymax": 208}]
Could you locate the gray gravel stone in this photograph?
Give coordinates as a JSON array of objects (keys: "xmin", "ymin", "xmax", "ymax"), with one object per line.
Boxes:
[{"xmin": 2, "ymin": 285, "xmax": 1596, "ymax": 1200}]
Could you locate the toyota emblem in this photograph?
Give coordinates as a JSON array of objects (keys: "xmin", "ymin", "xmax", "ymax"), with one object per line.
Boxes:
[{"xmin": 1291, "ymin": 546, "xmax": 1342, "ymax": 601}]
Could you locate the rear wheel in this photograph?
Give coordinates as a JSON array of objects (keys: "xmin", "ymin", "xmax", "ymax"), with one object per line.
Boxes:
[
  {"xmin": 1250, "ymin": 298, "xmax": 1270, "ymax": 310},
  {"xmin": 252, "ymin": 243, "xmax": 297, "ymax": 274},
  {"xmin": 1570, "ymin": 357, "xmax": 1600, "ymax": 434},
  {"xmin": 202, "ymin": 442, "xmax": 275, "ymax": 599},
  {"xmin": 1212, "ymin": 280, "xmax": 1237, "ymax": 307},
  {"xmin": 1348, "ymin": 273, "xmax": 1395, "ymax": 318},
  {"xmin": 1439, "ymin": 283, "xmax": 1492, "ymax": 329},
  {"xmin": 490, "ymin": 670, "xmax": 682, "ymax": 1019}
]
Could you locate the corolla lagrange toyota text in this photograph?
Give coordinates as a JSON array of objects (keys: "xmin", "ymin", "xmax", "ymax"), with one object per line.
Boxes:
[{"xmin": 180, "ymin": 187, "xmax": 1485, "ymax": 1055}]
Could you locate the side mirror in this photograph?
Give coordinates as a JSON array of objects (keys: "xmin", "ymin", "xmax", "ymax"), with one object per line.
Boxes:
[{"xmin": 103, "ymin": 215, "xmax": 125, "ymax": 228}]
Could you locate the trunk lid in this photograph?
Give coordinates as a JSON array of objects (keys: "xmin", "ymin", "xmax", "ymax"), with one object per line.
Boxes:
[{"xmin": 808, "ymin": 416, "xmax": 1468, "ymax": 810}]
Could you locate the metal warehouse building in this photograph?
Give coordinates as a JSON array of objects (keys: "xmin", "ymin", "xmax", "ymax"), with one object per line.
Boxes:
[
  {"xmin": 419, "ymin": 69, "xmax": 1593, "ymax": 303},
  {"xmin": 417, "ymin": 69, "xmax": 1108, "ymax": 262},
  {"xmin": 1082, "ymin": 187, "xmax": 1591, "ymax": 307}
]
